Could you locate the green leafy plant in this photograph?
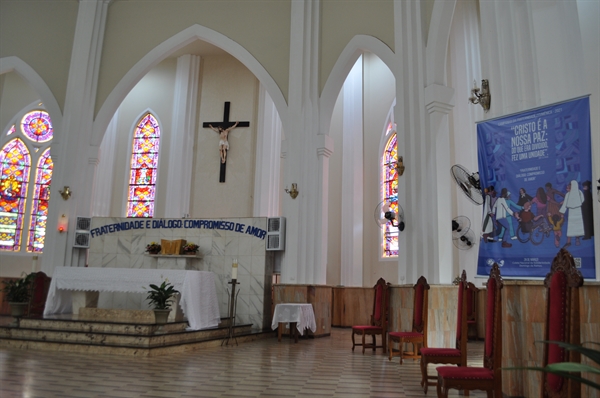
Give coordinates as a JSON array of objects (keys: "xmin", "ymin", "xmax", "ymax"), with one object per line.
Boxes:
[
  {"xmin": 503, "ymin": 340, "xmax": 600, "ymax": 390},
  {"xmin": 2, "ymin": 272, "xmax": 35, "ymax": 303},
  {"xmin": 146, "ymin": 280, "xmax": 179, "ymax": 310}
]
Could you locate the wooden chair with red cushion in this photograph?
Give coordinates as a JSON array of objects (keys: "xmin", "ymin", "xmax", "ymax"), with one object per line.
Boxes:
[
  {"xmin": 351, "ymin": 278, "xmax": 389, "ymax": 354},
  {"xmin": 436, "ymin": 263, "xmax": 503, "ymax": 398},
  {"xmin": 388, "ymin": 275, "xmax": 430, "ymax": 364},
  {"xmin": 466, "ymin": 282, "xmax": 479, "ymax": 340},
  {"xmin": 27, "ymin": 271, "xmax": 51, "ymax": 317},
  {"xmin": 419, "ymin": 270, "xmax": 468, "ymax": 394},
  {"xmin": 542, "ymin": 248, "xmax": 583, "ymax": 398}
]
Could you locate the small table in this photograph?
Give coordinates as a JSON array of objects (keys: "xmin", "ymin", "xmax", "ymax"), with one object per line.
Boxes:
[{"xmin": 271, "ymin": 303, "xmax": 316, "ymax": 343}]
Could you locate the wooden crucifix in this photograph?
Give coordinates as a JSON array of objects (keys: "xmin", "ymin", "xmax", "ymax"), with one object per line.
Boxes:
[{"xmin": 202, "ymin": 102, "xmax": 250, "ymax": 182}]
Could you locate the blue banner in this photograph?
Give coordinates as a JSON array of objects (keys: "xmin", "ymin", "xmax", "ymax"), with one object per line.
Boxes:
[{"xmin": 477, "ymin": 96, "xmax": 595, "ymax": 278}]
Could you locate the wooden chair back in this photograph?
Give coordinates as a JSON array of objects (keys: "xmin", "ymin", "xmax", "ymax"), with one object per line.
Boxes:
[
  {"xmin": 412, "ymin": 276, "xmax": 430, "ymax": 337},
  {"xmin": 27, "ymin": 272, "xmax": 51, "ymax": 316},
  {"xmin": 542, "ymin": 248, "xmax": 583, "ymax": 398},
  {"xmin": 484, "ymin": 263, "xmax": 503, "ymax": 396},
  {"xmin": 371, "ymin": 277, "xmax": 388, "ymax": 328},
  {"xmin": 455, "ymin": 271, "xmax": 468, "ymax": 359},
  {"xmin": 466, "ymin": 281, "xmax": 478, "ymax": 338}
]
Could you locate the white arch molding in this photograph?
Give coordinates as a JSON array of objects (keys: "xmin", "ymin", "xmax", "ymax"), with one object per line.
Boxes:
[
  {"xmin": 0, "ymin": 56, "xmax": 63, "ymax": 137},
  {"xmin": 92, "ymin": 24, "xmax": 288, "ymax": 147},
  {"xmin": 320, "ymin": 35, "xmax": 396, "ymax": 136}
]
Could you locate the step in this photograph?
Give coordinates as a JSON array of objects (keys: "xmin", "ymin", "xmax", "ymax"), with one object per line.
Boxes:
[
  {"xmin": 0, "ymin": 331, "xmax": 271, "ymax": 357},
  {"xmin": 0, "ymin": 323, "xmax": 252, "ymax": 347}
]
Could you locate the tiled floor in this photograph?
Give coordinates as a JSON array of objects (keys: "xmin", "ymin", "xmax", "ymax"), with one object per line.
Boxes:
[{"xmin": 0, "ymin": 327, "xmax": 489, "ymax": 398}]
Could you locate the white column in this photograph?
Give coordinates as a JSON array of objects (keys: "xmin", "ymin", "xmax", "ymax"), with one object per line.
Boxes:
[
  {"xmin": 253, "ymin": 85, "xmax": 283, "ymax": 217},
  {"xmin": 165, "ymin": 54, "xmax": 200, "ymax": 218},
  {"xmin": 340, "ymin": 58, "xmax": 363, "ymax": 287},
  {"xmin": 425, "ymin": 84, "xmax": 455, "ymax": 284},
  {"xmin": 448, "ymin": 0, "xmax": 484, "ymax": 282},
  {"xmin": 394, "ymin": 0, "xmax": 437, "ymax": 284},
  {"xmin": 479, "ymin": 0, "xmax": 540, "ymax": 117},
  {"xmin": 280, "ymin": 0, "xmax": 328, "ymax": 284},
  {"xmin": 42, "ymin": 0, "xmax": 110, "ymax": 276},
  {"xmin": 92, "ymin": 109, "xmax": 118, "ymax": 217}
]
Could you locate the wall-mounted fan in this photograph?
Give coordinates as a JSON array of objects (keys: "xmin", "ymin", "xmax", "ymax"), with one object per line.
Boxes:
[
  {"xmin": 452, "ymin": 215, "xmax": 476, "ymax": 250},
  {"xmin": 374, "ymin": 200, "xmax": 405, "ymax": 231},
  {"xmin": 451, "ymin": 164, "xmax": 484, "ymax": 205},
  {"xmin": 454, "ymin": 228, "xmax": 476, "ymax": 250},
  {"xmin": 451, "ymin": 216, "xmax": 471, "ymax": 240}
]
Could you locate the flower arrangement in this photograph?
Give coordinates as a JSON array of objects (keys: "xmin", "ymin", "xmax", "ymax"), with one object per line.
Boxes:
[
  {"xmin": 181, "ymin": 242, "xmax": 199, "ymax": 255},
  {"xmin": 146, "ymin": 280, "xmax": 180, "ymax": 310},
  {"xmin": 146, "ymin": 242, "xmax": 161, "ymax": 254}
]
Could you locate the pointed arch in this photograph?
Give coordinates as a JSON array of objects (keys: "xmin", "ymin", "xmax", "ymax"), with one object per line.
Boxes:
[
  {"xmin": 320, "ymin": 35, "xmax": 396, "ymax": 137},
  {"xmin": 93, "ymin": 24, "xmax": 287, "ymax": 147},
  {"xmin": 426, "ymin": 0, "xmax": 457, "ymax": 86},
  {"xmin": 0, "ymin": 57, "xmax": 63, "ymax": 135}
]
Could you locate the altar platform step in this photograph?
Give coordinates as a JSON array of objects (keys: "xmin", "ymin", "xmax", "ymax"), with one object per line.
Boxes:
[{"xmin": 0, "ymin": 312, "xmax": 268, "ymax": 357}]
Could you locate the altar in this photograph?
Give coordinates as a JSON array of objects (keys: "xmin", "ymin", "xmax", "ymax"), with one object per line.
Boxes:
[
  {"xmin": 43, "ymin": 267, "xmax": 221, "ymax": 330},
  {"xmin": 86, "ymin": 216, "xmax": 275, "ymax": 332}
]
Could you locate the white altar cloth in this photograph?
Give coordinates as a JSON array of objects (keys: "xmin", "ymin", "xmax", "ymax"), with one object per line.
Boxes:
[
  {"xmin": 43, "ymin": 267, "xmax": 221, "ymax": 330},
  {"xmin": 271, "ymin": 303, "xmax": 316, "ymax": 335}
]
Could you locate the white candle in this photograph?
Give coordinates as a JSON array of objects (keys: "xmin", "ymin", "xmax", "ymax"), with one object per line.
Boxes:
[{"xmin": 232, "ymin": 259, "xmax": 238, "ymax": 280}]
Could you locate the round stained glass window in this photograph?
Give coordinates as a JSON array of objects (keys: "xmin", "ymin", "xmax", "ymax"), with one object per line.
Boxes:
[{"xmin": 21, "ymin": 111, "xmax": 53, "ymax": 143}]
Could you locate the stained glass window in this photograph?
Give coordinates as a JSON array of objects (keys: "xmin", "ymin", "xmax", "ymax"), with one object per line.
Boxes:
[
  {"xmin": 0, "ymin": 139, "xmax": 31, "ymax": 251},
  {"xmin": 27, "ymin": 148, "xmax": 52, "ymax": 252},
  {"xmin": 127, "ymin": 113, "xmax": 160, "ymax": 217},
  {"xmin": 7, "ymin": 125, "xmax": 15, "ymax": 136},
  {"xmin": 381, "ymin": 127, "xmax": 398, "ymax": 257},
  {"xmin": 21, "ymin": 110, "xmax": 53, "ymax": 142}
]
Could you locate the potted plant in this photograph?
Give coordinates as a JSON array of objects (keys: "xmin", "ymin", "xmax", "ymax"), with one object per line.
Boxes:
[
  {"xmin": 503, "ymin": 340, "xmax": 600, "ymax": 391},
  {"xmin": 145, "ymin": 242, "xmax": 161, "ymax": 255},
  {"xmin": 2, "ymin": 272, "xmax": 35, "ymax": 319},
  {"xmin": 146, "ymin": 280, "xmax": 179, "ymax": 328},
  {"xmin": 181, "ymin": 242, "xmax": 199, "ymax": 255}
]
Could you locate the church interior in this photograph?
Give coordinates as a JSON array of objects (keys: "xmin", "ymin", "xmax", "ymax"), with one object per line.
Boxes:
[{"xmin": 0, "ymin": 1, "xmax": 599, "ymax": 397}]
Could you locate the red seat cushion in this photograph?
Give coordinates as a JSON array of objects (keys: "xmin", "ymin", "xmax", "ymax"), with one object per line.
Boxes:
[
  {"xmin": 389, "ymin": 331, "xmax": 422, "ymax": 338},
  {"xmin": 421, "ymin": 347, "xmax": 460, "ymax": 357},
  {"xmin": 436, "ymin": 365, "xmax": 494, "ymax": 380},
  {"xmin": 352, "ymin": 325, "xmax": 382, "ymax": 332}
]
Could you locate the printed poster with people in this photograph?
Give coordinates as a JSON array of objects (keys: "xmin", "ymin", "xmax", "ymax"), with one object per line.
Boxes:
[{"xmin": 476, "ymin": 96, "xmax": 595, "ymax": 278}]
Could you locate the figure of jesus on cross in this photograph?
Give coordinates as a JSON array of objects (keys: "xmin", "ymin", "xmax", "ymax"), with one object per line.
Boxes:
[
  {"xmin": 203, "ymin": 101, "xmax": 250, "ymax": 182},
  {"xmin": 209, "ymin": 121, "xmax": 238, "ymax": 164}
]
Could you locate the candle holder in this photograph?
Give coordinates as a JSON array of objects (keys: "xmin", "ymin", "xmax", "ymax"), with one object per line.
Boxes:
[{"xmin": 222, "ymin": 279, "xmax": 240, "ymax": 346}]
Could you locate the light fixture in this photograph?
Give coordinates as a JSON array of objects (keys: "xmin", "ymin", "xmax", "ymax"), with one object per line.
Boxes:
[
  {"xmin": 58, "ymin": 214, "xmax": 68, "ymax": 233},
  {"xmin": 59, "ymin": 186, "xmax": 72, "ymax": 200},
  {"xmin": 469, "ymin": 79, "xmax": 491, "ymax": 112},
  {"xmin": 285, "ymin": 183, "xmax": 299, "ymax": 199},
  {"xmin": 395, "ymin": 156, "xmax": 405, "ymax": 176}
]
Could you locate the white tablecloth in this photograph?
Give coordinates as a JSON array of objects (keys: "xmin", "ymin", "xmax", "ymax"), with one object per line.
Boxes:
[
  {"xmin": 43, "ymin": 267, "xmax": 220, "ymax": 330},
  {"xmin": 271, "ymin": 303, "xmax": 317, "ymax": 335}
]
